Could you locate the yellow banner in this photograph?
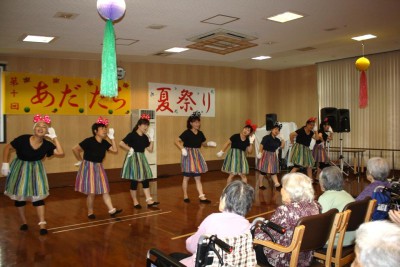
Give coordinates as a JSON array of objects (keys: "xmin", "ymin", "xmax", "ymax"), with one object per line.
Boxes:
[{"xmin": 4, "ymin": 72, "xmax": 131, "ymax": 115}]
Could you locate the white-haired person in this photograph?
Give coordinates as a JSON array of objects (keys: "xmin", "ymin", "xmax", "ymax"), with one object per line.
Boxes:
[
  {"xmin": 217, "ymin": 119, "xmax": 257, "ymax": 184},
  {"xmin": 257, "ymin": 121, "xmax": 285, "ymax": 190},
  {"xmin": 318, "ymin": 166, "xmax": 355, "ymax": 246},
  {"xmin": 2, "ymin": 114, "xmax": 64, "ymax": 235},
  {"xmin": 351, "ymin": 220, "xmax": 400, "ymax": 267},
  {"xmin": 356, "ymin": 157, "xmax": 391, "ymax": 201},
  {"xmin": 175, "ymin": 111, "xmax": 217, "ymax": 203},
  {"xmin": 254, "ymin": 173, "xmax": 320, "ymax": 267}
]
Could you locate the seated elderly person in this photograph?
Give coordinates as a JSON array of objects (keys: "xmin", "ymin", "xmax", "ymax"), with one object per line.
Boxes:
[
  {"xmin": 356, "ymin": 157, "xmax": 390, "ymax": 201},
  {"xmin": 254, "ymin": 172, "xmax": 321, "ymax": 267},
  {"xmin": 351, "ymin": 220, "xmax": 400, "ymax": 267},
  {"xmin": 178, "ymin": 180, "xmax": 256, "ymax": 267},
  {"xmin": 318, "ymin": 166, "xmax": 355, "ymax": 246}
]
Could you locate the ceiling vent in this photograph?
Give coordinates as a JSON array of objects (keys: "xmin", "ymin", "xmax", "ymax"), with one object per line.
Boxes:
[
  {"xmin": 186, "ymin": 29, "xmax": 258, "ymax": 55},
  {"xmin": 296, "ymin": 47, "xmax": 316, "ymax": 51},
  {"xmin": 53, "ymin": 12, "xmax": 79, "ymax": 20}
]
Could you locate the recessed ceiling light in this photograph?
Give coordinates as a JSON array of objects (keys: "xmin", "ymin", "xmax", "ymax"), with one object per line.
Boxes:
[
  {"xmin": 22, "ymin": 34, "xmax": 55, "ymax": 43},
  {"xmin": 351, "ymin": 34, "xmax": 377, "ymax": 41},
  {"xmin": 267, "ymin": 12, "xmax": 303, "ymax": 23},
  {"xmin": 252, "ymin": 56, "xmax": 271, "ymax": 60},
  {"xmin": 164, "ymin": 47, "xmax": 189, "ymax": 53}
]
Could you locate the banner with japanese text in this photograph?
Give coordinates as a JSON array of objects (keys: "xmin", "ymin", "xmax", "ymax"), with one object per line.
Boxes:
[
  {"xmin": 4, "ymin": 72, "xmax": 131, "ymax": 115},
  {"xmin": 148, "ymin": 82, "xmax": 215, "ymax": 117}
]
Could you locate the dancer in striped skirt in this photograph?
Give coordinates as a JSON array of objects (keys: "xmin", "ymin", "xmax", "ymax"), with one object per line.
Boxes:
[
  {"xmin": 175, "ymin": 111, "xmax": 217, "ymax": 203},
  {"xmin": 313, "ymin": 118, "xmax": 333, "ymax": 179},
  {"xmin": 2, "ymin": 114, "xmax": 64, "ymax": 235},
  {"xmin": 217, "ymin": 120, "xmax": 257, "ymax": 184},
  {"xmin": 119, "ymin": 114, "xmax": 159, "ymax": 209},
  {"xmin": 73, "ymin": 117, "xmax": 122, "ymax": 219},
  {"xmin": 257, "ymin": 122, "xmax": 285, "ymax": 190},
  {"xmin": 289, "ymin": 117, "xmax": 318, "ymax": 179}
]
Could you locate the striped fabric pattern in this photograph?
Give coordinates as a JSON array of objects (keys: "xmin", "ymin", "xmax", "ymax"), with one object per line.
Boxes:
[
  {"xmin": 221, "ymin": 148, "xmax": 249, "ymax": 175},
  {"xmin": 258, "ymin": 151, "xmax": 280, "ymax": 174},
  {"xmin": 289, "ymin": 143, "xmax": 315, "ymax": 167},
  {"xmin": 181, "ymin": 147, "xmax": 208, "ymax": 174},
  {"xmin": 208, "ymin": 231, "xmax": 257, "ymax": 267},
  {"xmin": 75, "ymin": 160, "xmax": 110, "ymax": 194},
  {"xmin": 4, "ymin": 158, "xmax": 49, "ymax": 201},
  {"xmin": 121, "ymin": 152, "xmax": 153, "ymax": 181},
  {"xmin": 312, "ymin": 143, "xmax": 328, "ymax": 163}
]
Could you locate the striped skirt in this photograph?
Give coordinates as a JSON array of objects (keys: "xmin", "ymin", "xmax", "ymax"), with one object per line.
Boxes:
[
  {"xmin": 121, "ymin": 152, "xmax": 153, "ymax": 181},
  {"xmin": 75, "ymin": 160, "xmax": 110, "ymax": 195},
  {"xmin": 221, "ymin": 148, "xmax": 249, "ymax": 175},
  {"xmin": 4, "ymin": 158, "xmax": 49, "ymax": 202},
  {"xmin": 312, "ymin": 143, "xmax": 329, "ymax": 163},
  {"xmin": 258, "ymin": 151, "xmax": 280, "ymax": 174},
  {"xmin": 289, "ymin": 143, "xmax": 315, "ymax": 168},
  {"xmin": 181, "ymin": 147, "xmax": 208, "ymax": 174}
]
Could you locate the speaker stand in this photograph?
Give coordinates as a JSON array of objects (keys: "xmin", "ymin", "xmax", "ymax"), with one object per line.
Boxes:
[{"xmin": 327, "ymin": 132, "xmax": 356, "ymax": 177}]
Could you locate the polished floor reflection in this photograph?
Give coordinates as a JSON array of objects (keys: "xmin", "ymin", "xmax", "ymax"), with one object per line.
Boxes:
[{"xmin": 0, "ymin": 170, "xmax": 369, "ymax": 267}]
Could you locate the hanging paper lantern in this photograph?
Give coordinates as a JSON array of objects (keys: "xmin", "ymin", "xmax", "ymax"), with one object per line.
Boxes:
[
  {"xmin": 97, "ymin": 0, "xmax": 126, "ymax": 98},
  {"xmin": 97, "ymin": 0, "xmax": 126, "ymax": 21},
  {"xmin": 355, "ymin": 57, "xmax": 370, "ymax": 109}
]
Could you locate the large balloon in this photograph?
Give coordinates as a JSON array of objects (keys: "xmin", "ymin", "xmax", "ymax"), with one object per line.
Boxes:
[{"xmin": 97, "ymin": 0, "xmax": 126, "ymax": 21}]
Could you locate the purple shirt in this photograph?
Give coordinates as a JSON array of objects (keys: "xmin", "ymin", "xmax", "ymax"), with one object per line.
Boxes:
[
  {"xmin": 356, "ymin": 180, "xmax": 391, "ymax": 201},
  {"xmin": 181, "ymin": 212, "xmax": 251, "ymax": 267}
]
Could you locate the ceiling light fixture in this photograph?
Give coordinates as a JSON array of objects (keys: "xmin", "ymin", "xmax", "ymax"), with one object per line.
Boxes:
[
  {"xmin": 165, "ymin": 47, "xmax": 189, "ymax": 53},
  {"xmin": 252, "ymin": 56, "xmax": 271, "ymax": 60},
  {"xmin": 22, "ymin": 35, "xmax": 56, "ymax": 43},
  {"xmin": 351, "ymin": 34, "xmax": 377, "ymax": 41},
  {"xmin": 267, "ymin": 12, "xmax": 303, "ymax": 23}
]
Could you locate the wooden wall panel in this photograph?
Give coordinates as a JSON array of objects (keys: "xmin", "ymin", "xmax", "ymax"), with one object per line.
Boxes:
[{"xmin": 0, "ymin": 55, "xmax": 317, "ymax": 174}]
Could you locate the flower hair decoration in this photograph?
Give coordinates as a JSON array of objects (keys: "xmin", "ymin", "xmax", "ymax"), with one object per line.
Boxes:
[
  {"xmin": 33, "ymin": 114, "xmax": 51, "ymax": 124},
  {"xmin": 306, "ymin": 117, "xmax": 317, "ymax": 123},
  {"xmin": 141, "ymin": 113, "xmax": 151, "ymax": 120},
  {"xmin": 245, "ymin": 119, "xmax": 258, "ymax": 132},
  {"xmin": 190, "ymin": 111, "xmax": 201, "ymax": 118},
  {"xmin": 96, "ymin": 116, "xmax": 109, "ymax": 126},
  {"xmin": 274, "ymin": 122, "xmax": 283, "ymax": 130}
]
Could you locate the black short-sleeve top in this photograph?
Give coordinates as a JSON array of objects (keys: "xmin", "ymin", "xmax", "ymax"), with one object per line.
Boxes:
[
  {"xmin": 261, "ymin": 134, "xmax": 281, "ymax": 152},
  {"xmin": 11, "ymin": 134, "xmax": 55, "ymax": 161},
  {"xmin": 295, "ymin": 127, "xmax": 314, "ymax": 147},
  {"xmin": 230, "ymin": 133, "xmax": 250, "ymax": 151},
  {"xmin": 79, "ymin": 136, "xmax": 111, "ymax": 163},
  {"xmin": 179, "ymin": 129, "xmax": 206, "ymax": 148},
  {"xmin": 315, "ymin": 129, "xmax": 328, "ymax": 145},
  {"xmin": 122, "ymin": 132, "xmax": 150, "ymax": 153}
]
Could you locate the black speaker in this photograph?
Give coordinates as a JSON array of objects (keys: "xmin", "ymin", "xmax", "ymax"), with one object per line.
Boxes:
[
  {"xmin": 338, "ymin": 109, "xmax": 350, "ymax": 132},
  {"xmin": 320, "ymin": 107, "xmax": 339, "ymax": 132},
  {"xmin": 266, "ymin": 113, "xmax": 277, "ymax": 130}
]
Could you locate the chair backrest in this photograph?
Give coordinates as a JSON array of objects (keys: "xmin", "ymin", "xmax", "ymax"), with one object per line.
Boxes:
[
  {"xmin": 343, "ymin": 197, "xmax": 372, "ymax": 231},
  {"xmin": 297, "ymin": 208, "xmax": 339, "ymax": 251}
]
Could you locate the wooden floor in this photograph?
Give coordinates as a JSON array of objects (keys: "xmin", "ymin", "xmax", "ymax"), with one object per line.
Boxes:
[{"xmin": 0, "ymin": 170, "xmax": 371, "ymax": 267}]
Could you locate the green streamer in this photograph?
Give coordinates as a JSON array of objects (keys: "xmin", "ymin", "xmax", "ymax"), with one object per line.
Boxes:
[{"xmin": 100, "ymin": 19, "xmax": 118, "ymax": 97}]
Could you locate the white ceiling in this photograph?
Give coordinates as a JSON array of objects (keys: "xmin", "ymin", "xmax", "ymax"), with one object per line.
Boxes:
[{"xmin": 1, "ymin": 0, "xmax": 400, "ymax": 70}]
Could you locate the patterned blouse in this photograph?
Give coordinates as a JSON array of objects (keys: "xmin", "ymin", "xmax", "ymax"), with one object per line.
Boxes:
[{"xmin": 254, "ymin": 201, "xmax": 321, "ymax": 267}]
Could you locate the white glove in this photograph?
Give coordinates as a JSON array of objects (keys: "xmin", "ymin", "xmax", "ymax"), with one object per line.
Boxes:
[
  {"xmin": 249, "ymin": 135, "xmax": 256, "ymax": 144},
  {"xmin": 216, "ymin": 150, "xmax": 224, "ymax": 157},
  {"xmin": 147, "ymin": 128, "xmax": 155, "ymax": 142},
  {"xmin": 207, "ymin": 141, "xmax": 217, "ymax": 147},
  {"xmin": 107, "ymin": 128, "xmax": 115, "ymax": 140},
  {"xmin": 46, "ymin": 127, "xmax": 57, "ymax": 140},
  {"xmin": 181, "ymin": 148, "xmax": 188, "ymax": 156},
  {"xmin": 1, "ymin": 163, "xmax": 9, "ymax": 176},
  {"xmin": 74, "ymin": 161, "xmax": 82, "ymax": 167},
  {"xmin": 127, "ymin": 147, "xmax": 134, "ymax": 157},
  {"xmin": 257, "ymin": 152, "xmax": 263, "ymax": 159}
]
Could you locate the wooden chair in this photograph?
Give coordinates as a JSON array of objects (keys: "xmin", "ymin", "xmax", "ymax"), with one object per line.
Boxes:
[
  {"xmin": 314, "ymin": 198, "xmax": 377, "ymax": 267},
  {"xmin": 254, "ymin": 208, "xmax": 339, "ymax": 267}
]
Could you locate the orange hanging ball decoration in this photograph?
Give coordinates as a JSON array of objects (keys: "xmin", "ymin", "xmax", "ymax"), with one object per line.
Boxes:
[
  {"xmin": 355, "ymin": 57, "xmax": 370, "ymax": 108},
  {"xmin": 355, "ymin": 57, "xmax": 370, "ymax": 71}
]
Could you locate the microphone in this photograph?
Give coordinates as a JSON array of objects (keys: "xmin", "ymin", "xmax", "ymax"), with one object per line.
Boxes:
[
  {"xmin": 261, "ymin": 220, "xmax": 286, "ymax": 234},
  {"xmin": 209, "ymin": 235, "xmax": 233, "ymax": 253}
]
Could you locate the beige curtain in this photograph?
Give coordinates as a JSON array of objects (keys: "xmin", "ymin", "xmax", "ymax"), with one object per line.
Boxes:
[{"xmin": 317, "ymin": 50, "xmax": 400, "ymax": 169}]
